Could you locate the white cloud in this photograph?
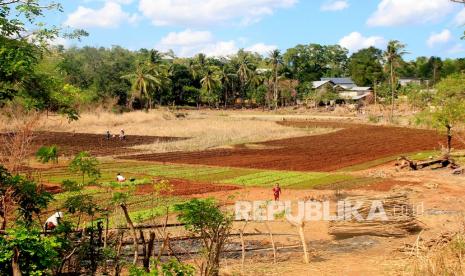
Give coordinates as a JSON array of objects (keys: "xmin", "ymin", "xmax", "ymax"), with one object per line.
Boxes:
[
  {"xmin": 159, "ymin": 29, "xmax": 213, "ymax": 47},
  {"xmin": 454, "ymin": 8, "xmax": 465, "ymax": 26},
  {"xmin": 367, "ymin": 0, "xmax": 454, "ymax": 27},
  {"xmin": 65, "ymin": 2, "xmax": 138, "ymax": 28},
  {"xmin": 427, "ymin": 29, "xmax": 452, "ymax": 48},
  {"xmin": 338, "ymin": 32, "xmax": 386, "ymax": 53},
  {"xmin": 138, "ymin": 0, "xmax": 297, "ymax": 27},
  {"xmin": 157, "ymin": 29, "xmax": 277, "ymax": 57},
  {"xmin": 201, "ymin": 41, "xmax": 239, "ymax": 57},
  {"xmin": 246, "ymin": 43, "xmax": 278, "ymax": 55},
  {"xmin": 320, "ymin": 0, "xmax": 349, "ymax": 12}
]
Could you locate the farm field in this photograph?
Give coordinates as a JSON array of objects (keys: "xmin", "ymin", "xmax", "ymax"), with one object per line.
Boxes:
[
  {"xmin": 125, "ymin": 120, "xmax": 463, "ymax": 171},
  {"xmin": 4, "ymin": 111, "xmax": 465, "ymax": 275}
]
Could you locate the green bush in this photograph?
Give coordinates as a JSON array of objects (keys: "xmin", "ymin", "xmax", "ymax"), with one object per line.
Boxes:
[{"xmin": 0, "ymin": 227, "xmax": 61, "ymax": 276}]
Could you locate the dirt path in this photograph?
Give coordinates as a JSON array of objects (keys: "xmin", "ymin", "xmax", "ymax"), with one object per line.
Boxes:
[{"xmin": 124, "ymin": 121, "xmax": 463, "ymax": 172}]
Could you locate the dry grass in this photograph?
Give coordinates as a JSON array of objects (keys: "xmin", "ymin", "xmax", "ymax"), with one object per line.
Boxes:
[
  {"xmin": 408, "ymin": 218, "xmax": 465, "ymax": 276},
  {"xmin": 0, "ymin": 111, "xmax": 42, "ymax": 172},
  {"xmin": 18, "ymin": 109, "xmax": 336, "ymax": 153}
]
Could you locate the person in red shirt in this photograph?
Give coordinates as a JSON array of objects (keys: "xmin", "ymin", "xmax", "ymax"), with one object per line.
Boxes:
[{"xmin": 273, "ymin": 184, "xmax": 282, "ymax": 201}]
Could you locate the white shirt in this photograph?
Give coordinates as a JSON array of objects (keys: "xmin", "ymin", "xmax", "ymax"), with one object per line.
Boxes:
[
  {"xmin": 45, "ymin": 212, "xmax": 63, "ymax": 226},
  {"xmin": 117, "ymin": 175, "xmax": 126, "ymax": 182}
]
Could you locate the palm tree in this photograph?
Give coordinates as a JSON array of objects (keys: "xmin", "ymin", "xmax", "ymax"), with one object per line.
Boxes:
[
  {"xmin": 236, "ymin": 52, "xmax": 252, "ymax": 99},
  {"xmin": 384, "ymin": 40, "xmax": 407, "ymax": 122},
  {"xmin": 249, "ymin": 70, "xmax": 264, "ymax": 89},
  {"xmin": 201, "ymin": 67, "xmax": 220, "ymax": 92},
  {"xmin": 201, "ymin": 66, "xmax": 220, "ymax": 106},
  {"xmin": 219, "ymin": 67, "xmax": 236, "ymax": 107},
  {"xmin": 149, "ymin": 63, "xmax": 171, "ymax": 105},
  {"xmin": 268, "ymin": 49, "xmax": 283, "ymax": 110},
  {"xmin": 121, "ymin": 64, "xmax": 160, "ymax": 110}
]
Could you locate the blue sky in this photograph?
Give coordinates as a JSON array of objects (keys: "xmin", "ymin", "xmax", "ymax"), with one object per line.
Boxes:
[{"xmin": 51, "ymin": 0, "xmax": 465, "ymax": 59}]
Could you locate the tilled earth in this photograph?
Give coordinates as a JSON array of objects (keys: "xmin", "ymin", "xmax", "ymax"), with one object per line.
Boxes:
[
  {"xmin": 1, "ymin": 131, "xmax": 185, "ymax": 156},
  {"xmin": 123, "ymin": 121, "xmax": 464, "ymax": 172}
]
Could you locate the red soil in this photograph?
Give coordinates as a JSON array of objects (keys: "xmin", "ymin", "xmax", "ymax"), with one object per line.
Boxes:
[
  {"xmin": 124, "ymin": 121, "xmax": 463, "ymax": 172},
  {"xmin": 135, "ymin": 178, "xmax": 239, "ymax": 196},
  {"xmin": 1, "ymin": 131, "xmax": 185, "ymax": 156}
]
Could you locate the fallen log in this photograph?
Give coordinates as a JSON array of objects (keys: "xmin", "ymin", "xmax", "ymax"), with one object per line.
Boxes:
[{"xmin": 397, "ymin": 156, "xmax": 453, "ymax": 171}]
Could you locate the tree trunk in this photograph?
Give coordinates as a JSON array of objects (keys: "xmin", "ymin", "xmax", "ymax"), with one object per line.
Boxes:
[
  {"xmin": 264, "ymin": 222, "xmax": 277, "ymax": 263},
  {"xmin": 390, "ymin": 62, "xmax": 395, "ymax": 123},
  {"xmin": 12, "ymin": 247, "xmax": 21, "ymax": 276},
  {"xmin": 120, "ymin": 204, "xmax": 139, "ymax": 265},
  {"xmin": 447, "ymin": 125, "xmax": 452, "ymax": 153},
  {"xmin": 298, "ymin": 223, "xmax": 310, "ymax": 264},
  {"xmin": 1, "ymin": 197, "xmax": 6, "ymax": 230},
  {"xmin": 114, "ymin": 232, "xmax": 124, "ymax": 276},
  {"xmin": 274, "ymin": 69, "xmax": 278, "ymax": 111}
]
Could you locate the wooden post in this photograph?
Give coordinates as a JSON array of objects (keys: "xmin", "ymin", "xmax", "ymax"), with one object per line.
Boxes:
[
  {"xmin": 239, "ymin": 221, "xmax": 248, "ymax": 270},
  {"xmin": 298, "ymin": 222, "xmax": 310, "ymax": 264},
  {"xmin": 287, "ymin": 218, "xmax": 310, "ymax": 264},
  {"xmin": 264, "ymin": 222, "xmax": 277, "ymax": 263}
]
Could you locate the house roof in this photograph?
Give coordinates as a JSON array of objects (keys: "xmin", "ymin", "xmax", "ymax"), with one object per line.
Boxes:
[
  {"xmin": 340, "ymin": 92, "xmax": 372, "ymax": 100},
  {"xmin": 350, "ymin": 86, "xmax": 372, "ymax": 91},
  {"xmin": 321, "ymin": 77, "xmax": 355, "ymax": 85},
  {"xmin": 312, "ymin": 80, "xmax": 334, "ymax": 89}
]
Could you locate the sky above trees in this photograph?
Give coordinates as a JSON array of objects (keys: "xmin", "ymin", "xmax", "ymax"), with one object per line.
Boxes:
[{"xmin": 41, "ymin": 0, "xmax": 465, "ymax": 59}]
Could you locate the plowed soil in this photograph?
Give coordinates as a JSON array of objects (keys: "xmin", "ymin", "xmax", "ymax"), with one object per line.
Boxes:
[
  {"xmin": 1, "ymin": 131, "xmax": 185, "ymax": 156},
  {"xmin": 124, "ymin": 121, "xmax": 464, "ymax": 172}
]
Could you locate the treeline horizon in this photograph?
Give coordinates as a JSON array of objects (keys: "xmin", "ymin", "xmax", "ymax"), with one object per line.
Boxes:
[{"xmin": 4, "ymin": 35, "xmax": 465, "ymax": 117}]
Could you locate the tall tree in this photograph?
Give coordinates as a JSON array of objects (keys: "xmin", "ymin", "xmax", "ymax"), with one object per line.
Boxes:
[
  {"xmin": 200, "ymin": 66, "xmax": 220, "ymax": 106},
  {"xmin": 121, "ymin": 63, "xmax": 160, "ymax": 109},
  {"xmin": 219, "ymin": 66, "xmax": 236, "ymax": 107},
  {"xmin": 236, "ymin": 51, "xmax": 253, "ymax": 100},
  {"xmin": 268, "ymin": 49, "xmax": 283, "ymax": 110},
  {"xmin": 384, "ymin": 40, "xmax": 407, "ymax": 122},
  {"xmin": 348, "ymin": 47, "xmax": 384, "ymax": 86}
]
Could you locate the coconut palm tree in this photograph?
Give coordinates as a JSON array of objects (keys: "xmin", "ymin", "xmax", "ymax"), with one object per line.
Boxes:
[
  {"xmin": 268, "ymin": 49, "xmax": 283, "ymax": 110},
  {"xmin": 384, "ymin": 40, "xmax": 407, "ymax": 122},
  {"xmin": 201, "ymin": 66, "xmax": 221, "ymax": 106},
  {"xmin": 236, "ymin": 52, "xmax": 252, "ymax": 99},
  {"xmin": 219, "ymin": 67, "xmax": 236, "ymax": 107},
  {"xmin": 201, "ymin": 67, "xmax": 220, "ymax": 92},
  {"xmin": 249, "ymin": 70, "xmax": 265, "ymax": 89},
  {"xmin": 121, "ymin": 63, "xmax": 160, "ymax": 110}
]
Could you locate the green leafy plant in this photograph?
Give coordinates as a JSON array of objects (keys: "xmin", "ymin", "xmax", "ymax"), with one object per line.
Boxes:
[
  {"xmin": 36, "ymin": 145, "xmax": 59, "ymax": 164},
  {"xmin": 0, "ymin": 165, "xmax": 52, "ymax": 229},
  {"xmin": 61, "ymin": 179, "xmax": 82, "ymax": 192},
  {"xmin": 68, "ymin": 151, "xmax": 101, "ymax": 186},
  {"xmin": 174, "ymin": 199, "xmax": 232, "ymax": 276},
  {"xmin": 0, "ymin": 227, "xmax": 61, "ymax": 276},
  {"xmin": 416, "ymin": 73, "xmax": 465, "ymax": 152},
  {"xmin": 129, "ymin": 259, "xmax": 195, "ymax": 276}
]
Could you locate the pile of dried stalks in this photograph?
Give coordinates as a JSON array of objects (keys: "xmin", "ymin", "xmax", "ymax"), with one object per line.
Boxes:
[{"xmin": 329, "ymin": 193, "xmax": 422, "ymax": 238}]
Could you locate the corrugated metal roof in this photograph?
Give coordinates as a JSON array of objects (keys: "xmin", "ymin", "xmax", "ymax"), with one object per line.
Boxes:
[
  {"xmin": 321, "ymin": 77, "xmax": 355, "ymax": 85},
  {"xmin": 350, "ymin": 87, "xmax": 372, "ymax": 91},
  {"xmin": 312, "ymin": 80, "xmax": 333, "ymax": 89}
]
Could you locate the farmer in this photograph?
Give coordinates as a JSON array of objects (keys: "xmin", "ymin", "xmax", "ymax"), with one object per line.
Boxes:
[
  {"xmin": 106, "ymin": 130, "xmax": 111, "ymax": 140},
  {"xmin": 119, "ymin": 129, "xmax": 126, "ymax": 140},
  {"xmin": 116, "ymin": 173, "xmax": 126, "ymax": 182},
  {"xmin": 44, "ymin": 211, "xmax": 63, "ymax": 231},
  {"xmin": 273, "ymin": 184, "xmax": 282, "ymax": 201}
]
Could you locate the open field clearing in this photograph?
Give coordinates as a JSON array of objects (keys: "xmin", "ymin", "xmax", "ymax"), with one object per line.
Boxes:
[
  {"xmin": 22, "ymin": 110, "xmax": 336, "ymax": 153},
  {"xmin": 125, "ymin": 121, "xmax": 464, "ymax": 171}
]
